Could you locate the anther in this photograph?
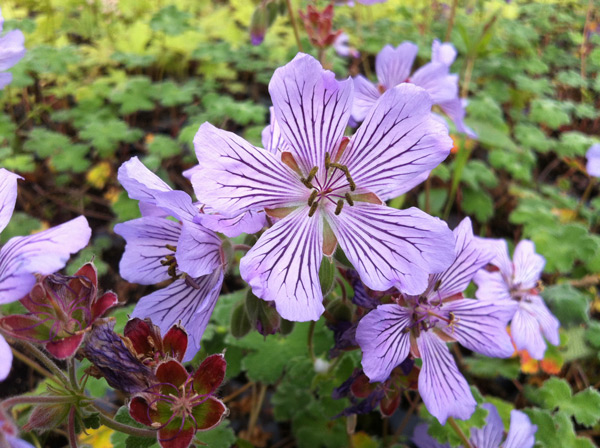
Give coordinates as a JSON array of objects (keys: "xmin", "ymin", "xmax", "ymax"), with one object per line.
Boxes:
[
  {"xmin": 308, "ymin": 202, "xmax": 319, "ymax": 217},
  {"xmin": 307, "ymin": 189, "xmax": 318, "ymax": 206},
  {"xmin": 433, "ymin": 279, "xmax": 442, "ymax": 292},
  {"xmin": 325, "ymin": 152, "xmax": 331, "ymax": 170},
  {"xmin": 345, "ymin": 193, "xmax": 354, "ymax": 206},
  {"xmin": 301, "ymin": 166, "xmax": 319, "ymax": 188},
  {"xmin": 329, "ymin": 163, "xmax": 356, "ymax": 191},
  {"xmin": 334, "ymin": 199, "xmax": 344, "ymax": 215},
  {"xmin": 166, "ymin": 244, "xmax": 177, "ymax": 252}
]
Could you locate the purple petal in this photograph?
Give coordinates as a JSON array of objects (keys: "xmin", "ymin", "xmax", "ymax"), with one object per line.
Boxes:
[
  {"xmin": 478, "ymin": 237, "xmax": 513, "ymax": 278},
  {"xmin": 512, "ymin": 240, "xmax": 545, "ymax": 290},
  {"xmin": 441, "ymin": 299, "xmax": 516, "ymax": 357},
  {"xmin": 355, "ymin": 304, "xmax": 411, "ymax": 382},
  {"xmin": 474, "ymin": 270, "xmax": 512, "ymax": 302},
  {"xmin": 510, "ymin": 305, "xmax": 547, "ymax": 360},
  {"xmin": 410, "ymin": 62, "xmax": 458, "ymax": 104},
  {"xmin": 0, "ymin": 30, "xmax": 26, "ymax": 72},
  {"xmin": 351, "ymin": 75, "xmax": 381, "ymax": 123},
  {"xmin": 0, "ymin": 72, "xmax": 12, "ymax": 89},
  {"xmin": 7, "ymin": 437, "xmax": 36, "ymax": 448},
  {"xmin": 196, "ymin": 210, "xmax": 267, "ymax": 238},
  {"xmin": 439, "ymin": 98, "xmax": 478, "ymax": 138},
  {"xmin": 268, "ymin": 53, "xmax": 353, "ymax": 175},
  {"xmin": 470, "ymin": 403, "xmax": 504, "ymax": 448},
  {"xmin": 175, "ymin": 221, "xmax": 222, "ymax": 278},
  {"xmin": 327, "ymin": 204, "xmax": 454, "ymax": 295},
  {"xmin": 131, "ymin": 268, "xmax": 224, "ymax": 362},
  {"xmin": 340, "ymin": 83, "xmax": 452, "ymax": 200},
  {"xmin": 0, "ymin": 216, "xmax": 91, "ymax": 304},
  {"xmin": 412, "ymin": 424, "xmax": 449, "ymax": 448},
  {"xmin": 0, "ymin": 168, "xmax": 21, "ymax": 234},
  {"xmin": 376, "ymin": 43, "xmax": 418, "ymax": 89},
  {"xmin": 261, "ymin": 107, "xmax": 289, "ymax": 154},
  {"xmin": 429, "ymin": 217, "xmax": 494, "ymax": 299},
  {"xmin": 417, "ymin": 331, "xmax": 476, "ymax": 424},
  {"xmin": 586, "ymin": 144, "xmax": 600, "ymax": 177},
  {"xmin": 503, "ymin": 409, "xmax": 537, "ymax": 448},
  {"xmin": 113, "ymin": 218, "xmax": 181, "ymax": 285},
  {"xmin": 240, "ymin": 206, "xmax": 324, "ymax": 322},
  {"xmin": 191, "ymin": 122, "xmax": 307, "ymax": 215},
  {"xmin": 521, "ymin": 294, "xmax": 560, "ymax": 347},
  {"xmin": 431, "ymin": 40, "xmax": 457, "ymax": 67},
  {"xmin": 0, "ymin": 334, "xmax": 13, "ymax": 381}
]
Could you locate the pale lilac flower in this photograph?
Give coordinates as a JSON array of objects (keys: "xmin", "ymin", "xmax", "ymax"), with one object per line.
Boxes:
[
  {"xmin": 114, "ymin": 157, "xmax": 226, "ymax": 361},
  {"xmin": 333, "ymin": 32, "xmax": 360, "ymax": 59},
  {"xmin": 586, "ymin": 143, "xmax": 600, "ymax": 177},
  {"xmin": 191, "ymin": 53, "xmax": 454, "ymax": 322},
  {"xmin": 474, "ymin": 239, "xmax": 560, "ymax": 360},
  {"xmin": 1, "ymin": 408, "xmax": 35, "ymax": 448},
  {"xmin": 356, "ymin": 218, "xmax": 516, "ymax": 424},
  {"xmin": 0, "ymin": 169, "xmax": 91, "ymax": 380},
  {"xmin": 0, "ymin": 7, "xmax": 26, "ymax": 90},
  {"xmin": 413, "ymin": 403, "xmax": 537, "ymax": 448},
  {"xmin": 353, "ymin": 40, "xmax": 476, "ymax": 137}
]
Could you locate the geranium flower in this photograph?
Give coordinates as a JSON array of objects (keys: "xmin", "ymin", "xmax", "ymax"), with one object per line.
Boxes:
[
  {"xmin": 474, "ymin": 239, "xmax": 560, "ymax": 360},
  {"xmin": 412, "ymin": 403, "xmax": 537, "ymax": 448},
  {"xmin": 0, "ymin": 407, "xmax": 35, "ymax": 448},
  {"xmin": 352, "ymin": 40, "xmax": 476, "ymax": 137},
  {"xmin": 586, "ymin": 143, "xmax": 600, "ymax": 177},
  {"xmin": 0, "ymin": 7, "xmax": 26, "ymax": 90},
  {"xmin": 356, "ymin": 218, "xmax": 516, "ymax": 423},
  {"xmin": 0, "ymin": 169, "xmax": 91, "ymax": 378},
  {"xmin": 0, "ymin": 262, "xmax": 117, "ymax": 359},
  {"xmin": 129, "ymin": 355, "xmax": 228, "ymax": 448},
  {"xmin": 191, "ymin": 53, "xmax": 454, "ymax": 322},
  {"xmin": 114, "ymin": 157, "xmax": 228, "ymax": 361}
]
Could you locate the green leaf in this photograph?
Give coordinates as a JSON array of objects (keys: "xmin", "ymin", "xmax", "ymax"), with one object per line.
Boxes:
[
  {"xmin": 460, "ymin": 188, "xmax": 494, "ymax": 223},
  {"xmin": 194, "ymin": 419, "xmax": 236, "ymax": 448},
  {"xmin": 150, "ymin": 5, "xmax": 191, "ymax": 35},
  {"xmin": 530, "ymin": 99, "xmax": 571, "ymax": 129},
  {"xmin": 463, "ymin": 355, "xmax": 521, "ymax": 379},
  {"xmin": 147, "ymin": 135, "xmax": 182, "ymax": 159},
  {"xmin": 80, "ymin": 119, "xmax": 143, "ymax": 157},
  {"xmin": 110, "ymin": 406, "xmax": 158, "ymax": 448},
  {"xmin": 542, "ymin": 284, "xmax": 590, "ymax": 326}
]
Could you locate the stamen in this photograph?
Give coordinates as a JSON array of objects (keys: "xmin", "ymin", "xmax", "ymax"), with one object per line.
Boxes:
[
  {"xmin": 325, "ymin": 152, "xmax": 331, "ymax": 170},
  {"xmin": 301, "ymin": 166, "xmax": 319, "ymax": 188},
  {"xmin": 433, "ymin": 279, "xmax": 442, "ymax": 292},
  {"xmin": 334, "ymin": 200, "xmax": 344, "ymax": 215},
  {"xmin": 329, "ymin": 163, "xmax": 356, "ymax": 191},
  {"xmin": 166, "ymin": 244, "xmax": 177, "ymax": 252},
  {"xmin": 308, "ymin": 202, "xmax": 319, "ymax": 217},
  {"xmin": 307, "ymin": 189, "xmax": 318, "ymax": 206},
  {"xmin": 344, "ymin": 193, "xmax": 354, "ymax": 206}
]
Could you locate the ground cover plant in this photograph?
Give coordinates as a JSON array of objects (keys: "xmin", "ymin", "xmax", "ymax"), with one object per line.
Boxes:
[{"xmin": 0, "ymin": 0, "xmax": 599, "ymax": 447}]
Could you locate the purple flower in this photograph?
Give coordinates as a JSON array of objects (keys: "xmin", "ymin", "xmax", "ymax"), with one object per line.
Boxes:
[
  {"xmin": 333, "ymin": 32, "xmax": 360, "ymax": 59},
  {"xmin": 191, "ymin": 53, "xmax": 454, "ymax": 322},
  {"xmin": 413, "ymin": 403, "xmax": 537, "ymax": 448},
  {"xmin": 0, "ymin": 169, "xmax": 91, "ymax": 380},
  {"xmin": 352, "ymin": 40, "xmax": 476, "ymax": 137},
  {"xmin": 0, "ymin": 8, "xmax": 26, "ymax": 90},
  {"xmin": 356, "ymin": 218, "xmax": 516, "ymax": 424},
  {"xmin": 114, "ymin": 157, "xmax": 226, "ymax": 361},
  {"xmin": 586, "ymin": 143, "xmax": 600, "ymax": 177},
  {"xmin": 0, "ymin": 408, "xmax": 35, "ymax": 448},
  {"xmin": 474, "ymin": 239, "xmax": 560, "ymax": 360}
]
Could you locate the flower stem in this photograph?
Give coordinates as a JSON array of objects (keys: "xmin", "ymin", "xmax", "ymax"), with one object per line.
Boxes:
[
  {"xmin": 68, "ymin": 358, "xmax": 79, "ymax": 391},
  {"xmin": 447, "ymin": 417, "xmax": 473, "ymax": 448},
  {"xmin": 233, "ymin": 244, "xmax": 252, "ymax": 252},
  {"xmin": 248, "ymin": 382, "xmax": 267, "ymax": 436},
  {"xmin": 11, "ymin": 347, "xmax": 55, "ymax": 380},
  {"xmin": 2, "ymin": 394, "xmax": 75, "ymax": 409},
  {"xmin": 15, "ymin": 340, "xmax": 70, "ymax": 387},
  {"xmin": 68, "ymin": 406, "xmax": 78, "ymax": 448},
  {"xmin": 285, "ymin": 0, "xmax": 303, "ymax": 52},
  {"xmin": 97, "ymin": 412, "xmax": 158, "ymax": 439},
  {"xmin": 444, "ymin": 0, "xmax": 458, "ymax": 41}
]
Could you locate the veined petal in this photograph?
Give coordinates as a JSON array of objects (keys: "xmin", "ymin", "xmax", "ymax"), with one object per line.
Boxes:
[
  {"xmin": 470, "ymin": 403, "xmax": 504, "ymax": 448},
  {"xmin": 0, "ymin": 216, "xmax": 91, "ymax": 304},
  {"xmin": 503, "ymin": 409, "xmax": 537, "ymax": 448},
  {"xmin": 473, "ymin": 270, "xmax": 511, "ymax": 302},
  {"xmin": 355, "ymin": 304, "xmax": 411, "ymax": 382},
  {"xmin": 410, "ymin": 63, "xmax": 458, "ymax": 104},
  {"xmin": 510, "ymin": 306, "xmax": 547, "ymax": 360},
  {"xmin": 512, "ymin": 240, "xmax": 545, "ymax": 290},
  {"xmin": 7, "ymin": 436, "xmax": 36, "ymax": 448},
  {"xmin": 376, "ymin": 42, "xmax": 418, "ymax": 90},
  {"xmin": 0, "ymin": 168, "xmax": 21, "ymax": 234},
  {"xmin": 586, "ymin": 144, "xmax": 600, "ymax": 177},
  {"xmin": 417, "ymin": 331, "xmax": 476, "ymax": 424},
  {"xmin": 431, "ymin": 40, "xmax": 457, "ymax": 67},
  {"xmin": 0, "ymin": 334, "xmax": 12, "ymax": 381},
  {"xmin": 261, "ymin": 107, "xmax": 289, "ymax": 154},
  {"xmin": 477, "ymin": 237, "xmax": 513, "ymax": 279},
  {"xmin": 175, "ymin": 221, "xmax": 222, "ymax": 278},
  {"xmin": 114, "ymin": 218, "xmax": 181, "ymax": 285},
  {"xmin": 196, "ymin": 211, "xmax": 267, "ymax": 238},
  {"xmin": 240, "ymin": 206, "xmax": 324, "ymax": 322},
  {"xmin": 0, "ymin": 72, "xmax": 12, "ymax": 90},
  {"xmin": 0, "ymin": 30, "xmax": 26, "ymax": 71},
  {"xmin": 192, "ymin": 122, "xmax": 307, "ymax": 215},
  {"xmin": 522, "ymin": 294, "xmax": 560, "ymax": 347},
  {"xmin": 429, "ymin": 217, "xmax": 494, "ymax": 299},
  {"xmin": 340, "ymin": 84, "xmax": 452, "ymax": 199},
  {"xmin": 439, "ymin": 98, "xmax": 478, "ymax": 138},
  {"xmin": 131, "ymin": 269, "xmax": 224, "ymax": 362},
  {"xmin": 440, "ymin": 299, "xmax": 516, "ymax": 358},
  {"xmin": 351, "ymin": 75, "xmax": 381, "ymax": 123},
  {"xmin": 412, "ymin": 424, "xmax": 450, "ymax": 448},
  {"xmin": 327, "ymin": 204, "xmax": 454, "ymax": 295},
  {"xmin": 268, "ymin": 53, "xmax": 353, "ymax": 175}
]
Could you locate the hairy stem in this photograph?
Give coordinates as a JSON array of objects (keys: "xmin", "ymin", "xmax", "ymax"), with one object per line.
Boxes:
[
  {"xmin": 68, "ymin": 358, "xmax": 79, "ymax": 391},
  {"xmin": 97, "ymin": 412, "xmax": 158, "ymax": 439},
  {"xmin": 68, "ymin": 406, "xmax": 78, "ymax": 448},
  {"xmin": 2, "ymin": 394, "xmax": 75, "ymax": 409},
  {"xmin": 233, "ymin": 244, "xmax": 252, "ymax": 252},
  {"xmin": 448, "ymin": 417, "xmax": 473, "ymax": 448},
  {"xmin": 11, "ymin": 348, "xmax": 55, "ymax": 380},
  {"xmin": 15, "ymin": 340, "xmax": 70, "ymax": 386}
]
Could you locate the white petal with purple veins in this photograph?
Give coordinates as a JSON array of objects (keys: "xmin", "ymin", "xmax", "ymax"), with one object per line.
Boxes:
[
  {"xmin": 327, "ymin": 204, "xmax": 454, "ymax": 295},
  {"xmin": 0, "ymin": 29, "xmax": 26, "ymax": 71},
  {"xmin": 376, "ymin": 42, "xmax": 418, "ymax": 90},
  {"xmin": 356, "ymin": 304, "xmax": 412, "ymax": 382},
  {"xmin": 431, "ymin": 40, "xmax": 457, "ymax": 67},
  {"xmin": 0, "ymin": 334, "xmax": 12, "ymax": 380},
  {"xmin": 351, "ymin": 75, "xmax": 381, "ymax": 123},
  {"xmin": 196, "ymin": 211, "xmax": 267, "ymax": 238},
  {"xmin": 512, "ymin": 240, "xmax": 545, "ymax": 290},
  {"xmin": 175, "ymin": 221, "xmax": 222, "ymax": 278},
  {"xmin": 411, "ymin": 424, "xmax": 449, "ymax": 448},
  {"xmin": 474, "ymin": 270, "xmax": 512, "ymax": 302},
  {"xmin": 470, "ymin": 403, "xmax": 504, "ymax": 448},
  {"xmin": 439, "ymin": 98, "xmax": 477, "ymax": 138},
  {"xmin": 0, "ymin": 168, "xmax": 21, "ymax": 234},
  {"xmin": 410, "ymin": 63, "xmax": 458, "ymax": 104},
  {"xmin": 522, "ymin": 294, "xmax": 560, "ymax": 346},
  {"xmin": 511, "ymin": 306, "xmax": 547, "ymax": 360},
  {"xmin": 586, "ymin": 144, "xmax": 600, "ymax": 177},
  {"xmin": 503, "ymin": 409, "xmax": 537, "ymax": 448},
  {"xmin": 261, "ymin": 107, "xmax": 289, "ymax": 154},
  {"xmin": 269, "ymin": 53, "xmax": 353, "ymax": 176},
  {"xmin": 417, "ymin": 331, "xmax": 476, "ymax": 424},
  {"xmin": 240, "ymin": 206, "xmax": 324, "ymax": 322}
]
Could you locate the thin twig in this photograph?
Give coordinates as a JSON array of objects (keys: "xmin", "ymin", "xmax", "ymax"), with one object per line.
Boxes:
[
  {"xmin": 248, "ymin": 383, "xmax": 267, "ymax": 436},
  {"xmin": 223, "ymin": 381, "xmax": 255, "ymax": 403},
  {"xmin": 285, "ymin": 0, "xmax": 304, "ymax": 52},
  {"xmin": 97, "ymin": 411, "xmax": 158, "ymax": 439},
  {"xmin": 68, "ymin": 406, "xmax": 78, "ymax": 448},
  {"xmin": 14, "ymin": 340, "xmax": 70, "ymax": 386},
  {"xmin": 448, "ymin": 417, "xmax": 473, "ymax": 448}
]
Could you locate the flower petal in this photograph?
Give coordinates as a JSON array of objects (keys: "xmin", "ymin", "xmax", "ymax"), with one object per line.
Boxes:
[
  {"xmin": 0, "ymin": 30, "xmax": 26, "ymax": 71},
  {"xmin": 510, "ymin": 306, "xmax": 547, "ymax": 360},
  {"xmin": 522, "ymin": 294, "xmax": 560, "ymax": 347},
  {"xmin": 351, "ymin": 75, "xmax": 381, "ymax": 123},
  {"xmin": 417, "ymin": 331, "xmax": 476, "ymax": 424},
  {"xmin": 440, "ymin": 299, "xmax": 516, "ymax": 357},
  {"xmin": 240, "ymin": 206, "xmax": 324, "ymax": 322},
  {"xmin": 340, "ymin": 84, "xmax": 452, "ymax": 200},
  {"xmin": 470, "ymin": 403, "xmax": 504, "ymax": 448},
  {"xmin": 156, "ymin": 360, "xmax": 189, "ymax": 389},
  {"xmin": 586, "ymin": 143, "xmax": 600, "ymax": 177},
  {"xmin": 191, "ymin": 396, "xmax": 227, "ymax": 431},
  {"xmin": 0, "ymin": 168, "xmax": 21, "ymax": 234},
  {"xmin": 261, "ymin": 107, "xmax": 289, "ymax": 154},
  {"xmin": 503, "ymin": 409, "xmax": 537, "ymax": 448},
  {"xmin": 512, "ymin": 240, "xmax": 545, "ymax": 290},
  {"xmin": 113, "ymin": 218, "xmax": 181, "ymax": 285},
  {"xmin": 327, "ymin": 204, "xmax": 454, "ymax": 295},
  {"xmin": 45, "ymin": 334, "xmax": 85, "ymax": 359},
  {"xmin": 355, "ymin": 304, "xmax": 411, "ymax": 382},
  {"xmin": 191, "ymin": 122, "xmax": 307, "ymax": 215},
  {"xmin": 410, "ymin": 62, "xmax": 458, "ymax": 104},
  {"xmin": 268, "ymin": 53, "xmax": 353, "ymax": 175},
  {"xmin": 163, "ymin": 324, "xmax": 188, "ymax": 363},
  {"xmin": 0, "ymin": 334, "xmax": 13, "ymax": 381},
  {"xmin": 477, "ymin": 237, "xmax": 513, "ymax": 279},
  {"xmin": 473, "ymin": 270, "xmax": 511, "ymax": 302},
  {"xmin": 439, "ymin": 98, "xmax": 478, "ymax": 138},
  {"xmin": 412, "ymin": 424, "xmax": 450, "ymax": 448},
  {"xmin": 157, "ymin": 425, "xmax": 194, "ymax": 448},
  {"xmin": 131, "ymin": 269, "xmax": 224, "ymax": 362},
  {"xmin": 431, "ymin": 40, "xmax": 457, "ymax": 67},
  {"xmin": 129, "ymin": 396, "xmax": 152, "ymax": 426},
  {"xmin": 175, "ymin": 222, "xmax": 222, "ymax": 278},
  {"xmin": 0, "ymin": 216, "xmax": 91, "ymax": 304},
  {"xmin": 193, "ymin": 353, "xmax": 227, "ymax": 395},
  {"xmin": 0, "ymin": 72, "xmax": 12, "ymax": 90},
  {"xmin": 196, "ymin": 210, "xmax": 266, "ymax": 238},
  {"xmin": 376, "ymin": 42, "xmax": 418, "ymax": 90}
]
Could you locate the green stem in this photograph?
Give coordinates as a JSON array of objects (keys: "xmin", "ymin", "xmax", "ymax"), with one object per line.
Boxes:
[
  {"xmin": 285, "ymin": 0, "xmax": 304, "ymax": 52},
  {"xmin": 447, "ymin": 417, "xmax": 473, "ymax": 448},
  {"xmin": 15, "ymin": 340, "xmax": 69, "ymax": 387},
  {"xmin": 444, "ymin": 0, "xmax": 458, "ymax": 41},
  {"xmin": 97, "ymin": 412, "xmax": 158, "ymax": 439},
  {"xmin": 443, "ymin": 138, "xmax": 472, "ymax": 220},
  {"xmin": 68, "ymin": 358, "xmax": 79, "ymax": 391},
  {"xmin": 11, "ymin": 348, "xmax": 55, "ymax": 380},
  {"xmin": 576, "ymin": 178, "xmax": 595, "ymax": 215},
  {"xmin": 68, "ymin": 406, "xmax": 78, "ymax": 448},
  {"xmin": 2, "ymin": 394, "xmax": 75, "ymax": 409}
]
